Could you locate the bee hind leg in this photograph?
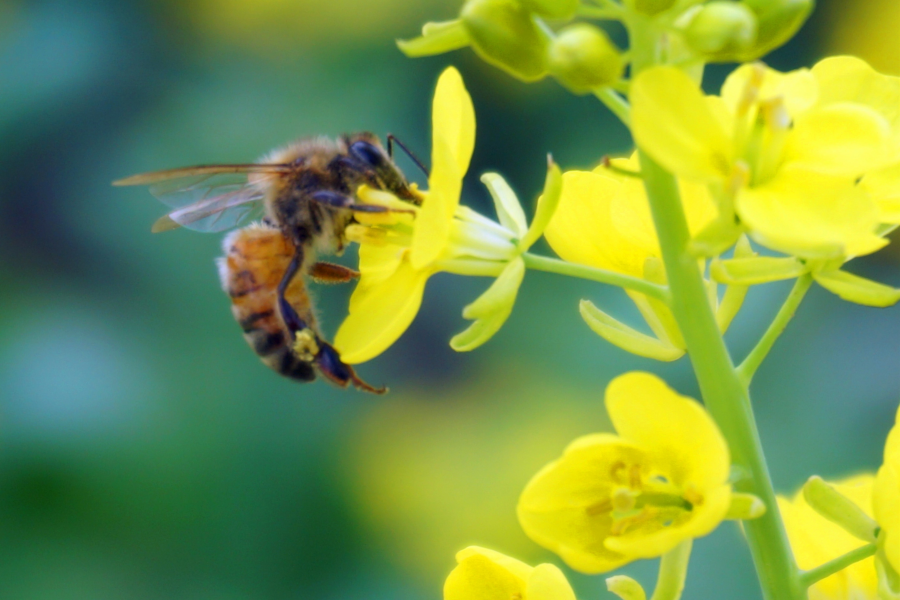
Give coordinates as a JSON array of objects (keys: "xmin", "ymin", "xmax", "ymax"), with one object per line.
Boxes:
[
  {"xmin": 316, "ymin": 342, "xmax": 387, "ymax": 395},
  {"xmin": 277, "ymin": 252, "xmax": 321, "ymax": 364}
]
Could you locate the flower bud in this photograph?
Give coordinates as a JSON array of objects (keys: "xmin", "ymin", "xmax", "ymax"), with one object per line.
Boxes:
[
  {"xmin": 547, "ymin": 23, "xmax": 624, "ymax": 93},
  {"xmin": 461, "ymin": 0, "xmax": 550, "ymax": 82},
  {"xmin": 520, "ymin": 0, "xmax": 579, "ymax": 19},
  {"xmin": 624, "ymin": 0, "xmax": 679, "ymax": 17},
  {"xmin": 739, "ymin": 0, "xmax": 813, "ymax": 60},
  {"xmin": 684, "ymin": 1, "xmax": 758, "ymax": 61}
]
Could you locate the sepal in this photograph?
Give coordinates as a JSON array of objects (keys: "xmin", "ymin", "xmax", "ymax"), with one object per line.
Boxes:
[
  {"xmin": 803, "ymin": 476, "xmax": 879, "ymax": 543},
  {"xmin": 606, "ymin": 575, "xmax": 647, "ymax": 600},
  {"xmin": 451, "ymin": 257, "xmax": 525, "ymax": 351},
  {"xmin": 813, "ymin": 270, "xmax": 900, "ymax": 307},
  {"xmin": 711, "ymin": 256, "xmax": 808, "ymax": 285},
  {"xmin": 397, "ymin": 20, "xmax": 470, "ymax": 57},
  {"xmin": 579, "ymin": 299, "xmax": 685, "ymax": 361},
  {"xmin": 482, "ymin": 172, "xmax": 528, "ymax": 238},
  {"xmin": 725, "ymin": 492, "xmax": 767, "ymax": 520},
  {"xmin": 716, "ymin": 235, "xmax": 755, "ymax": 332},
  {"xmin": 739, "ymin": 0, "xmax": 814, "ymax": 61},
  {"xmin": 520, "ymin": 0, "xmax": 578, "ymax": 19},
  {"xmin": 520, "ymin": 157, "xmax": 562, "ymax": 251}
]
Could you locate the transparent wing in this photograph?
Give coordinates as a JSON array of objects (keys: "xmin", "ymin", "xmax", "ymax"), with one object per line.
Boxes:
[{"xmin": 114, "ymin": 164, "xmax": 290, "ymax": 233}]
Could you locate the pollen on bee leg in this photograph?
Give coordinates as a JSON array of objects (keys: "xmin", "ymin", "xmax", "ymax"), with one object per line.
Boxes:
[
  {"xmin": 345, "ymin": 224, "xmax": 388, "ymax": 246},
  {"xmin": 292, "ymin": 328, "xmax": 320, "ymax": 362}
]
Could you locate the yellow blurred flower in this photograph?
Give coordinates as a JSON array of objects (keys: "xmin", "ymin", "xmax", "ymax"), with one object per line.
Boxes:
[
  {"xmin": 631, "ymin": 58, "xmax": 899, "ymax": 261},
  {"xmin": 779, "ymin": 475, "xmax": 878, "ymax": 600},
  {"xmin": 339, "ymin": 372, "xmax": 613, "ymax": 584},
  {"xmin": 517, "ymin": 372, "xmax": 731, "ymax": 573},
  {"xmin": 445, "ymin": 547, "xmax": 576, "ymax": 600},
  {"xmin": 875, "ymin": 404, "xmax": 900, "ymax": 583},
  {"xmin": 335, "ymin": 66, "xmax": 519, "ymax": 363}
]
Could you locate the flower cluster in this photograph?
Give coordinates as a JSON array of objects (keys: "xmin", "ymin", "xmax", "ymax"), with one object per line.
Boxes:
[{"xmin": 328, "ymin": 1, "xmax": 900, "ymax": 599}]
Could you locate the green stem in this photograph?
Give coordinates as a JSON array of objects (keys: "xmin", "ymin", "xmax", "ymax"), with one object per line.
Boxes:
[
  {"xmin": 522, "ymin": 252, "xmax": 669, "ymax": 301},
  {"xmin": 593, "ymin": 88, "xmax": 632, "ymax": 127},
  {"xmin": 651, "ymin": 540, "xmax": 692, "ymax": 600},
  {"xmin": 736, "ymin": 274, "xmax": 814, "ymax": 387},
  {"xmin": 799, "ymin": 543, "xmax": 877, "ymax": 589},
  {"xmin": 638, "ymin": 154, "xmax": 802, "ymax": 600}
]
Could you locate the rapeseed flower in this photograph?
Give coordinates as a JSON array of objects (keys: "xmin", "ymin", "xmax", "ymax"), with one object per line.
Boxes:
[
  {"xmin": 631, "ymin": 57, "xmax": 900, "ymax": 262},
  {"xmin": 543, "ymin": 155, "xmax": 742, "ymax": 360},
  {"xmin": 517, "ymin": 372, "xmax": 731, "ymax": 573},
  {"xmin": 444, "ymin": 546, "xmax": 576, "ymax": 600},
  {"xmin": 334, "ymin": 67, "xmax": 520, "ymax": 363},
  {"xmin": 779, "ymin": 475, "xmax": 878, "ymax": 600}
]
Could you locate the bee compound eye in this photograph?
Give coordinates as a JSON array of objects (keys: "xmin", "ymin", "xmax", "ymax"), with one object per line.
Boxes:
[{"xmin": 349, "ymin": 140, "xmax": 385, "ymax": 168}]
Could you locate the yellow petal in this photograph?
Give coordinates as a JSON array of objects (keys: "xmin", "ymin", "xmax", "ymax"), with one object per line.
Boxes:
[
  {"xmin": 812, "ymin": 56, "xmax": 900, "ymax": 146},
  {"xmin": 526, "ymin": 564, "xmax": 577, "ymax": 600},
  {"xmin": 785, "ymin": 103, "xmax": 893, "ymax": 175},
  {"xmin": 411, "ymin": 153, "xmax": 461, "ymax": 269},
  {"xmin": 543, "ymin": 170, "xmax": 650, "ymax": 277},
  {"xmin": 861, "ymin": 163, "xmax": 900, "ymax": 224},
  {"xmin": 720, "ymin": 63, "xmax": 817, "ymax": 117},
  {"xmin": 517, "ymin": 437, "xmax": 641, "ymax": 573},
  {"xmin": 604, "ymin": 485, "xmax": 731, "ymax": 559},
  {"xmin": 432, "ymin": 66, "xmax": 476, "ymax": 177},
  {"xmin": 605, "ymin": 372, "xmax": 730, "ymax": 491},
  {"xmin": 631, "ymin": 66, "xmax": 732, "ymax": 182},
  {"xmin": 444, "ymin": 552, "xmax": 526, "ymax": 600},
  {"xmin": 334, "ymin": 262, "xmax": 430, "ymax": 364},
  {"xmin": 737, "ymin": 168, "xmax": 886, "ymax": 259},
  {"xmin": 454, "ymin": 546, "xmax": 533, "ymax": 582}
]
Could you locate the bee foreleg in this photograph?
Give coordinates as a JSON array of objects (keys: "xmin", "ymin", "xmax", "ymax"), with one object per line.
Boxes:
[
  {"xmin": 310, "ymin": 262, "xmax": 360, "ymax": 284},
  {"xmin": 310, "ymin": 191, "xmax": 413, "ymax": 215}
]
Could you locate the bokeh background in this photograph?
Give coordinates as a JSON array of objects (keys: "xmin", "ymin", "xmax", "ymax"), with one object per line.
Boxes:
[{"xmin": 0, "ymin": 1, "xmax": 898, "ymax": 598}]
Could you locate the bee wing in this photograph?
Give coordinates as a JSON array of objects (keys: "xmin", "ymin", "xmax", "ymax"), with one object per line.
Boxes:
[{"xmin": 114, "ymin": 164, "xmax": 290, "ymax": 233}]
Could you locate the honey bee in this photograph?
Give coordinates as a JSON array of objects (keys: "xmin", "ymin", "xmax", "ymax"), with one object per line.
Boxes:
[{"xmin": 114, "ymin": 133, "xmax": 425, "ymax": 394}]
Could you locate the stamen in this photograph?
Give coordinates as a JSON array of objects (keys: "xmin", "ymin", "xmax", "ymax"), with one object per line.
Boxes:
[
  {"xmin": 613, "ymin": 487, "xmax": 638, "ymax": 512},
  {"xmin": 345, "ymin": 224, "xmax": 388, "ymax": 246}
]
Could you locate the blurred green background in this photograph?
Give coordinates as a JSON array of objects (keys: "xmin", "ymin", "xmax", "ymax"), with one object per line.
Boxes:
[{"xmin": 0, "ymin": 1, "xmax": 898, "ymax": 598}]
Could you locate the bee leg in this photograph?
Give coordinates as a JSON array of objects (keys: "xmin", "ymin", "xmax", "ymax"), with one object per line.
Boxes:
[
  {"xmin": 310, "ymin": 191, "xmax": 415, "ymax": 215},
  {"xmin": 310, "ymin": 262, "xmax": 359, "ymax": 284},
  {"xmin": 316, "ymin": 341, "xmax": 387, "ymax": 395},
  {"xmin": 277, "ymin": 253, "xmax": 314, "ymax": 338}
]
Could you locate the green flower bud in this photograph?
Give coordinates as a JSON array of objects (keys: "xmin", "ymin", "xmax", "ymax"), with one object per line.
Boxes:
[
  {"xmin": 519, "ymin": 0, "xmax": 578, "ymax": 19},
  {"xmin": 624, "ymin": 0, "xmax": 679, "ymax": 17},
  {"xmin": 461, "ymin": 0, "xmax": 550, "ymax": 82},
  {"xmin": 739, "ymin": 0, "xmax": 813, "ymax": 60},
  {"xmin": 684, "ymin": 1, "xmax": 758, "ymax": 60},
  {"xmin": 547, "ymin": 23, "xmax": 624, "ymax": 93}
]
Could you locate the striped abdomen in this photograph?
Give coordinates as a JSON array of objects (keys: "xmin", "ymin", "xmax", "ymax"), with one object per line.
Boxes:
[{"xmin": 218, "ymin": 222, "xmax": 318, "ymax": 382}]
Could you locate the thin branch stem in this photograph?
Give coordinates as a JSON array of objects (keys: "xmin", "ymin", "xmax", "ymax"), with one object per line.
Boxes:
[
  {"xmin": 651, "ymin": 540, "xmax": 692, "ymax": 600},
  {"xmin": 799, "ymin": 543, "xmax": 877, "ymax": 589},
  {"xmin": 522, "ymin": 252, "xmax": 669, "ymax": 301},
  {"xmin": 593, "ymin": 87, "xmax": 632, "ymax": 127},
  {"xmin": 736, "ymin": 274, "xmax": 814, "ymax": 387}
]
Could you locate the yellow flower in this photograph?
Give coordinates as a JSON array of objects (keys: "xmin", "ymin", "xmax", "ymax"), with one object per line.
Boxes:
[
  {"xmin": 631, "ymin": 58, "xmax": 899, "ymax": 261},
  {"xmin": 517, "ymin": 372, "xmax": 731, "ymax": 573},
  {"xmin": 334, "ymin": 67, "xmax": 519, "ymax": 363},
  {"xmin": 779, "ymin": 475, "xmax": 878, "ymax": 600},
  {"xmin": 875, "ymin": 404, "xmax": 900, "ymax": 585},
  {"xmin": 444, "ymin": 546, "xmax": 577, "ymax": 600},
  {"xmin": 542, "ymin": 155, "xmax": 744, "ymax": 360}
]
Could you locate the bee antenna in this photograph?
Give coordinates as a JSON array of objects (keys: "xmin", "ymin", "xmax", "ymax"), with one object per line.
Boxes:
[{"xmin": 387, "ymin": 134, "xmax": 429, "ymax": 178}]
